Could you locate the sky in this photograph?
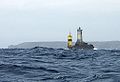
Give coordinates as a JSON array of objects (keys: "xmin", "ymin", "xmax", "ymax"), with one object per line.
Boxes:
[{"xmin": 0, "ymin": 0, "xmax": 120, "ymax": 48}]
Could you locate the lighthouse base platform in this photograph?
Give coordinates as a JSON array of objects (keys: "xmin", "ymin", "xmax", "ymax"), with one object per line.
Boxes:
[{"xmin": 69, "ymin": 42, "xmax": 94, "ymax": 50}]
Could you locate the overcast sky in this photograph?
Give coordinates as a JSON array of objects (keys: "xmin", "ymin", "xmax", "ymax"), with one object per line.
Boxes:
[{"xmin": 0, "ymin": 0, "xmax": 120, "ymax": 48}]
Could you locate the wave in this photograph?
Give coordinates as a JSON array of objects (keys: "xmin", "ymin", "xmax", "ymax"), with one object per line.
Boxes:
[{"xmin": 0, "ymin": 47, "xmax": 120, "ymax": 81}]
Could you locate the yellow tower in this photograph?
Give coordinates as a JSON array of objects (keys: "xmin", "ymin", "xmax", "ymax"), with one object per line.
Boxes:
[{"xmin": 67, "ymin": 32, "xmax": 73, "ymax": 48}]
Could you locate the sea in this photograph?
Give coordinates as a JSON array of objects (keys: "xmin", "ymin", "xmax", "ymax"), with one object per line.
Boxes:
[{"xmin": 0, "ymin": 47, "xmax": 120, "ymax": 82}]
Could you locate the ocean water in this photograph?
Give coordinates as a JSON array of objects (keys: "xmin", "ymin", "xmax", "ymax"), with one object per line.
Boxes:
[{"xmin": 0, "ymin": 47, "xmax": 120, "ymax": 82}]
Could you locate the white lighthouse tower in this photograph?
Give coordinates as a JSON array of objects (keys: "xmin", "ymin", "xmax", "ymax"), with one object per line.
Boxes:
[{"xmin": 77, "ymin": 27, "xmax": 83, "ymax": 43}]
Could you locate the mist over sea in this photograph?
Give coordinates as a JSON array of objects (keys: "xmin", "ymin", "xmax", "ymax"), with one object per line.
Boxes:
[{"xmin": 0, "ymin": 47, "xmax": 120, "ymax": 82}]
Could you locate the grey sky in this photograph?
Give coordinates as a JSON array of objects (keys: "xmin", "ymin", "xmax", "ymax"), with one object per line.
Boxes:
[{"xmin": 0, "ymin": 0, "xmax": 120, "ymax": 48}]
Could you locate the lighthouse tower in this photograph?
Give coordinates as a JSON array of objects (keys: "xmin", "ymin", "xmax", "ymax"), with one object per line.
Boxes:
[
  {"xmin": 77, "ymin": 27, "xmax": 83, "ymax": 43},
  {"xmin": 67, "ymin": 32, "xmax": 73, "ymax": 48}
]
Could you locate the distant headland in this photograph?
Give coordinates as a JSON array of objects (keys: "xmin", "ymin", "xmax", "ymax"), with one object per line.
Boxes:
[{"xmin": 8, "ymin": 41, "xmax": 120, "ymax": 50}]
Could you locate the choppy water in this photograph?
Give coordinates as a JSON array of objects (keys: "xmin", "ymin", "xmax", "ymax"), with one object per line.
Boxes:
[{"xmin": 0, "ymin": 47, "xmax": 120, "ymax": 82}]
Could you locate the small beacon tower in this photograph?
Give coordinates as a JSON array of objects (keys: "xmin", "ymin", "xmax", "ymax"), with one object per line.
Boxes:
[{"xmin": 67, "ymin": 32, "xmax": 73, "ymax": 48}]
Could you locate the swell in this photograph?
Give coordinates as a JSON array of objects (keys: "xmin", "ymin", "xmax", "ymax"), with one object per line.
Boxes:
[
  {"xmin": 0, "ymin": 64, "xmax": 59, "ymax": 74},
  {"xmin": 0, "ymin": 47, "xmax": 120, "ymax": 82}
]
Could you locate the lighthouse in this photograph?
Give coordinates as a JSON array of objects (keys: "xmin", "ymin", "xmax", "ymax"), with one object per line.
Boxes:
[
  {"xmin": 67, "ymin": 27, "xmax": 94, "ymax": 50},
  {"xmin": 77, "ymin": 27, "xmax": 83, "ymax": 43},
  {"xmin": 75, "ymin": 27, "xmax": 83, "ymax": 46}
]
